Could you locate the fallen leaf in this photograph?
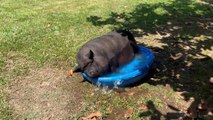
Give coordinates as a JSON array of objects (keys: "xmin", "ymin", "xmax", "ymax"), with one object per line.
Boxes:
[
  {"xmin": 66, "ymin": 70, "xmax": 73, "ymax": 76},
  {"xmin": 167, "ymin": 21, "xmax": 172, "ymax": 25},
  {"xmin": 128, "ymin": 92, "xmax": 135, "ymax": 96},
  {"xmin": 197, "ymin": 100, "xmax": 208, "ymax": 111},
  {"xmin": 173, "ymin": 26, "xmax": 181, "ymax": 30},
  {"xmin": 137, "ymin": 101, "xmax": 148, "ymax": 110},
  {"xmin": 176, "ymin": 74, "xmax": 180, "ymax": 79},
  {"xmin": 197, "ymin": 104, "xmax": 207, "ymax": 111},
  {"xmin": 107, "ymin": 106, "xmax": 113, "ymax": 113},
  {"xmin": 90, "ymin": 92, "xmax": 95, "ymax": 96},
  {"xmin": 124, "ymin": 108, "xmax": 134, "ymax": 119},
  {"xmin": 209, "ymin": 77, "xmax": 213, "ymax": 84},
  {"xmin": 170, "ymin": 53, "xmax": 183, "ymax": 60},
  {"xmin": 139, "ymin": 104, "xmax": 148, "ymax": 110},
  {"xmin": 44, "ymin": 114, "xmax": 52, "ymax": 120},
  {"xmin": 150, "ymin": 77, "xmax": 160, "ymax": 81},
  {"xmin": 156, "ymin": 68, "xmax": 161, "ymax": 72},
  {"xmin": 137, "ymin": 100, "xmax": 143, "ymax": 105},
  {"xmin": 185, "ymin": 61, "xmax": 192, "ymax": 67},
  {"xmin": 82, "ymin": 111, "xmax": 102, "ymax": 120},
  {"xmin": 183, "ymin": 46, "xmax": 190, "ymax": 51},
  {"xmin": 208, "ymin": 111, "xmax": 213, "ymax": 116}
]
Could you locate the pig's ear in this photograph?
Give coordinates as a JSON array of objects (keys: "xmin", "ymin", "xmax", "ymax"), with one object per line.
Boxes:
[{"xmin": 87, "ymin": 50, "xmax": 94, "ymax": 60}]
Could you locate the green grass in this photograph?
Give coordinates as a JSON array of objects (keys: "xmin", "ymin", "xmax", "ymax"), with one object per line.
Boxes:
[
  {"xmin": 82, "ymin": 83, "xmax": 180, "ymax": 119},
  {"xmin": 0, "ymin": 0, "xmax": 146, "ymax": 65},
  {"xmin": 0, "ymin": 0, "xmax": 212, "ymax": 119},
  {"xmin": 0, "ymin": 0, "xmax": 212, "ymax": 65},
  {"xmin": 0, "ymin": 91, "xmax": 13, "ymax": 120}
]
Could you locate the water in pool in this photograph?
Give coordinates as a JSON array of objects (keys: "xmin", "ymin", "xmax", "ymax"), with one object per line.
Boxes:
[{"xmin": 103, "ymin": 53, "xmax": 147, "ymax": 77}]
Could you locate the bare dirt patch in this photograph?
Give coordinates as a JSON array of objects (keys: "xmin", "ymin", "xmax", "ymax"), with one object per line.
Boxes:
[{"xmin": 7, "ymin": 66, "xmax": 90, "ymax": 119}]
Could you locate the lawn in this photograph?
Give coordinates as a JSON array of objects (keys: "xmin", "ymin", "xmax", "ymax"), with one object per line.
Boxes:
[{"xmin": 0, "ymin": 0, "xmax": 212, "ymax": 119}]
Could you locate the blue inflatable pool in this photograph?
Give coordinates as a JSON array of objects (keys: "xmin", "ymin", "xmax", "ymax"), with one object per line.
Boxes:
[{"xmin": 82, "ymin": 45, "xmax": 155, "ymax": 87}]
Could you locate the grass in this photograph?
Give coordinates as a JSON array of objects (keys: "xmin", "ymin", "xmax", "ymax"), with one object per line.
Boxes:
[
  {"xmin": 0, "ymin": 0, "xmax": 212, "ymax": 119},
  {"xmin": 82, "ymin": 83, "xmax": 181, "ymax": 119},
  {"xmin": 0, "ymin": 87, "xmax": 12, "ymax": 120},
  {"xmin": 0, "ymin": 0, "xmax": 211, "ymax": 64}
]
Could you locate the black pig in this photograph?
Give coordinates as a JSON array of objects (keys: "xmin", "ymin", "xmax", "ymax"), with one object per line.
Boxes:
[{"xmin": 73, "ymin": 30, "xmax": 137, "ymax": 78}]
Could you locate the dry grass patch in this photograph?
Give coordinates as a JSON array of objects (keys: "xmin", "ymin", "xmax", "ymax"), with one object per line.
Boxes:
[{"xmin": 7, "ymin": 66, "xmax": 89, "ymax": 119}]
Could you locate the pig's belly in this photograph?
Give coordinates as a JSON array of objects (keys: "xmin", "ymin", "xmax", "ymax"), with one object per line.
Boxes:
[{"xmin": 118, "ymin": 44, "xmax": 134, "ymax": 66}]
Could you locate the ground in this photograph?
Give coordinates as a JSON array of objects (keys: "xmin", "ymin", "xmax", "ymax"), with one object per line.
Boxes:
[{"xmin": 0, "ymin": 0, "xmax": 212, "ymax": 120}]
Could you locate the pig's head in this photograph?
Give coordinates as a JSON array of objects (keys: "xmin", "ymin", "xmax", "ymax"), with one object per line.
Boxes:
[{"xmin": 74, "ymin": 50, "xmax": 106, "ymax": 78}]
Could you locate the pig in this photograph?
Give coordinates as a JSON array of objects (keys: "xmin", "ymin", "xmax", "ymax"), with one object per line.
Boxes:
[{"xmin": 73, "ymin": 30, "xmax": 138, "ymax": 78}]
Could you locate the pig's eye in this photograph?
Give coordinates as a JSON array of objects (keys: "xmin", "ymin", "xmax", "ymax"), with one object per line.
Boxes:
[{"xmin": 89, "ymin": 70, "xmax": 94, "ymax": 75}]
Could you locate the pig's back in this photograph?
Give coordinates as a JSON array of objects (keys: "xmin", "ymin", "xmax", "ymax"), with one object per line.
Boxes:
[{"xmin": 86, "ymin": 31, "xmax": 131, "ymax": 60}]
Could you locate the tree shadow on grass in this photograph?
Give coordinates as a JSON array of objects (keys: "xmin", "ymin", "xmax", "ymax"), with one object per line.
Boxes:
[
  {"xmin": 87, "ymin": 0, "xmax": 213, "ymax": 119},
  {"xmin": 139, "ymin": 101, "xmax": 163, "ymax": 120}
]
